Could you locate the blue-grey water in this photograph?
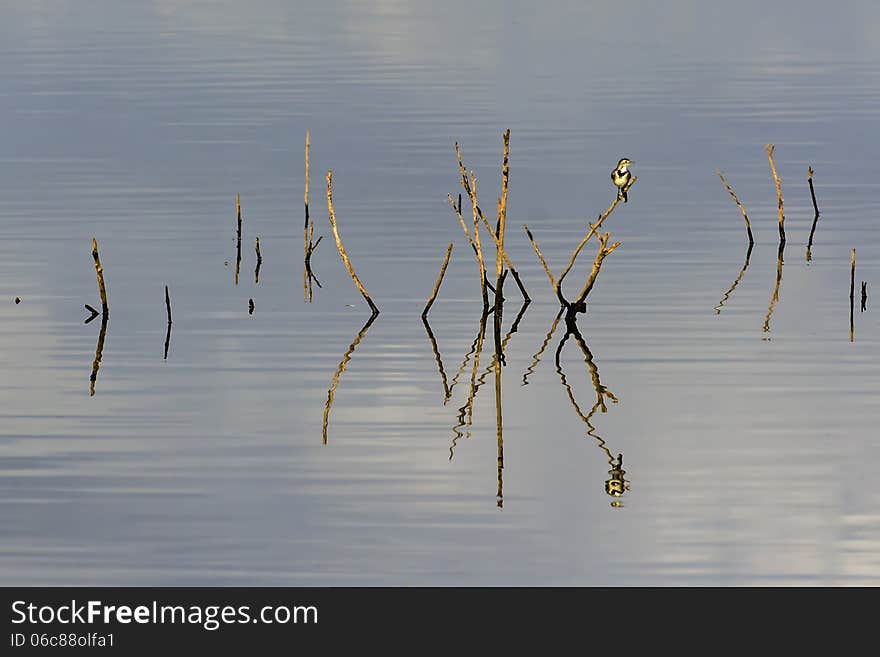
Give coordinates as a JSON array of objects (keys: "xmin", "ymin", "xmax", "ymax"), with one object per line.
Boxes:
[{"xmin": 1, "ymin": 1, "xmax": 879, "ymax": 585}]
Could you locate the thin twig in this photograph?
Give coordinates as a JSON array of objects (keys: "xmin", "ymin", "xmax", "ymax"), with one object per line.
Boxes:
[
  {"xmin": 523, "ymin": 224, "xmax": 556, "ymax": 290},
  {"xmin": 717, "ymin": 169, "xmax": 754, "ymax": 246},
  {"xmin": 469, "ymin": 172, "xmax": 489, "ymax": 309},
  {"xmin": 495, "ymin": 129, "xmax": 510, "ymax": 289},
  {"xmin": 422, "ymin": 242, "xmax": 454, "ymax": 319},
  {"xmin": 766, "ymin": 144, "xmax": 785, "ymax": 250},
  {"xmin": 326, "ymin": 170, "xmax": 379, "ymax": 315},
  {"xmin": 453, "ymin": 143, "xmax": 490, "ymax": 308},
  {"xmin": 91, "ymin": 238, "xmax": 109, "ymax": 316},
  {"xmin": 568, "ymin": 232, "xmax": 621, "ymax": 315},
  {"xmin": 555, "ymin": 175, "xmax": 636, "ymax": 305}
]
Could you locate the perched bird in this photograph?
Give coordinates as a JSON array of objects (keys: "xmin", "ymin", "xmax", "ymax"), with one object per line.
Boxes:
[{"xmin": 611, "ymin": 158, "xmax": 634, "ymax": 203}]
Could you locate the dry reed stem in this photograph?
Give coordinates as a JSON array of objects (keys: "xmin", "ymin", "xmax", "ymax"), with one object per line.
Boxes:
[
  {"xmin": 304, "ymin": 130, "xmax": 310, "ymax": 226},
  {"xmin": 452, "ymin": 139, "xmax": 529, "ymax": 302},
  {"xmin": 422, "ymin": 242, "xmax": 454, "ymax": 318},
  {"xmin": 555, "ymin": 174, "xmax": 636, "ymax": 302},
  {"xmin": 468, "ymin": 172, "xmax": 489, "ymax": 308},
  {"xmin": 861, "ymin": 281, "xmax": 868, "ymax": 312},
  {"xmin": 496, "ymin": 129, "xmax": 510, "ymax": 284},
  {"xmin": 765, "ymin": 144, "xmax": 786, "ymax": 248},
  {"xmin": 523, "ymin": 224, "xmax": 556, "ymax": 290},
  {"xmin": 476, "ymin": 208, "xmax": 528, "ymax": 300},
  {"xmin": 570, "ymin": 232, "xmax": 621, "ymax": 311},
  {"xmin": 447, "ymin": 193, "xmax": 478, "ymax": 251},
  {"xmin": 91, "ymin": 238, "xmax": 109, "ymax": 315},
  {"xmin": 806, "ymin": 166, "xmax": 820, "ymax": 261},
  {"xmin": 326, "ymin": 170, "xmax": 379, "ymax": 315},
  {"xmin": 454, "ymin": 143, "xmax": 490, "ymax": 306},
  {"xmin": 716, "ymin": 169, "xmax": 754, "ymax": 246}
]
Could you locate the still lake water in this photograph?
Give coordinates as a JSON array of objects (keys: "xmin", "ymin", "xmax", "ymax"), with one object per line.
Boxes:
[{"xmin": 2, "ymin": 1, "xmax": 879, "ymax": 585}]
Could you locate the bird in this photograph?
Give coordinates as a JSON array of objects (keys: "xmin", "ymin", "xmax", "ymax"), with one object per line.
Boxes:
[{"xmin": 611, "ymin": 158, "xmax": 634, "ymax": 203}]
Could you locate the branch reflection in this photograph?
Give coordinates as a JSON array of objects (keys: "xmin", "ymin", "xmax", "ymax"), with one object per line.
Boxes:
[
  {"xmin": 714, "ymin": 242, "xmax": 754, "ymax": 314},
  {"xmin": 554, "ymin": 316, "xmax": 629, "ymax": 504},
  {"xmin": 449, "ymin": 300, "xmax": 530, "ymax": 463},
  {"xmin": 321, "ymin": 312, "xmax": 378, "ymax": 444},
  {"xmin": 421, "ymin": 315, "xmax": 453, "ymax": 403},
  {"xmin": 89, "ymin": 314, "xmax": 109, "ymax": 397},
  {"xmin": 522, "ymin": 307, "xmax": 564, "ymax": 386},
  {"xmin": 763, "ymin": 247, "xmax": 784, "ymax": 336}
]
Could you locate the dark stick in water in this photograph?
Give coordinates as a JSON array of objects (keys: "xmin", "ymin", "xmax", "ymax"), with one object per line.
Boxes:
[
  {"xmin": 235, "ymin": 194, "xmax": 242, "ymax": 286},
  {"xmin": 164, "ymin": 285, "xmax": 172, "ymax": 360},
  {"xmin": 806, "ymin": 166, "xmax": 821, "ymax": 261},
  {"xmin": 850, "ymin": 248, "xmax": 856, "ymax": 342},
  {"xmin": 255, "ymin": 237, "xmax": 262, "ymax": 284},
  {"xmin": 492, "ymin": 294, "xmax": 504, "ymax": 509}
]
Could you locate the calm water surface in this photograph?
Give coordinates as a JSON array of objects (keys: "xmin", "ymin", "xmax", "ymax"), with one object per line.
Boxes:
[{"xmin": 2, "ymin": 1, "xmax": 879, "ymax": 585}]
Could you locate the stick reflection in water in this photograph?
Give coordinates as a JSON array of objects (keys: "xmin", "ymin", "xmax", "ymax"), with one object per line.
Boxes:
[
  {"xmin": 90, "ymin": 313, "xmax": 109, "ymax": 397},
  {"xmin": 555, "ymin": 316, "xmax": 628, "ymax": 505},
  {"xmin": 322, "ymin": 313, "xmax": 378, "ymax": 445}
]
